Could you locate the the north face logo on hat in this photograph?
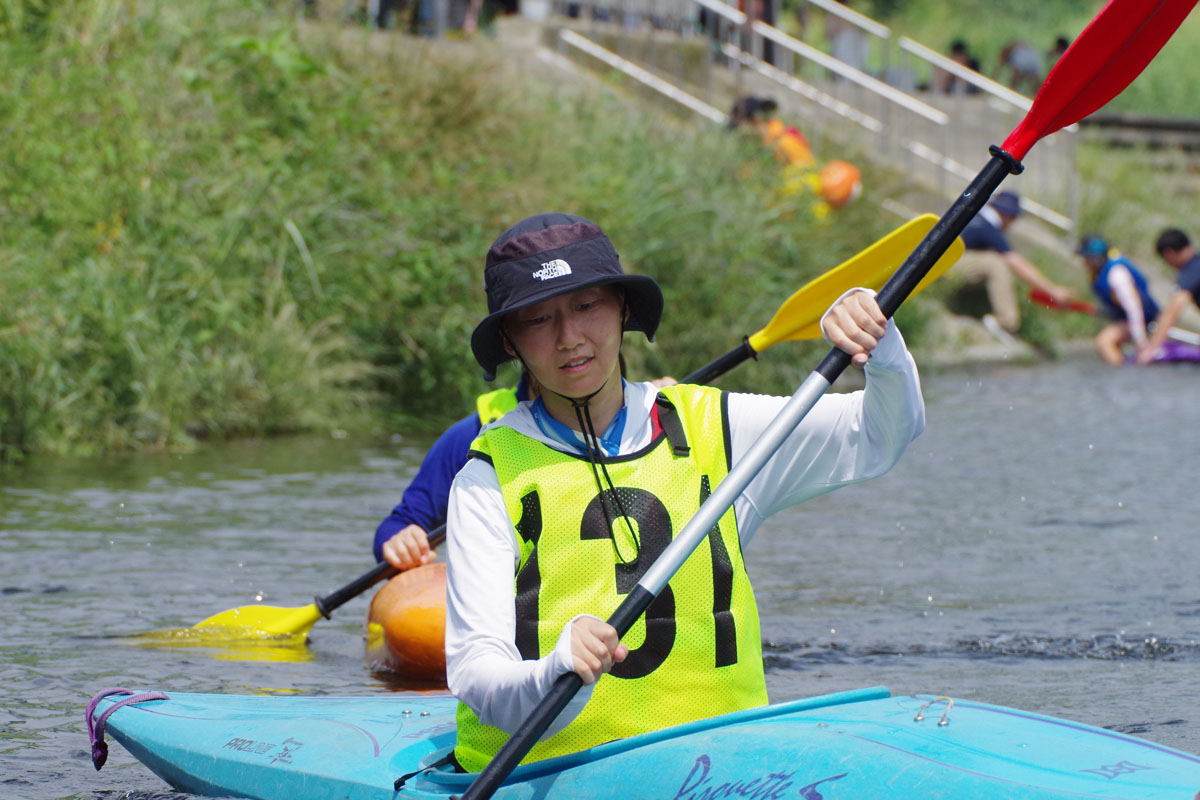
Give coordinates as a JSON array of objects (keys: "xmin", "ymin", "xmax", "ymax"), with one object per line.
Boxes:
[{"xmin": 532, "ymin": 259, "xmax": 572, "ymax": 281}]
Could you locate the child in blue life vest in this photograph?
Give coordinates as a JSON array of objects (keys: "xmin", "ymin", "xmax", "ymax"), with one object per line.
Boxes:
[
  {"xmin": 443, "ymin": 212, "xmax": 925, "ymax": 771},
  {"xmin": 1078, "ymin": 234, "xmax": 1160, "ymax": 366}
]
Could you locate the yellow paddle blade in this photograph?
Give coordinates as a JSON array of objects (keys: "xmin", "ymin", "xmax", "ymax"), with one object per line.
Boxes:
[
  {"xmin": 747, "ymin": 214, "xmax": 965, "ymax": 353},
  {"xmin": 190, "ymin": 602, "xmax": 325, "ymax": 637}
]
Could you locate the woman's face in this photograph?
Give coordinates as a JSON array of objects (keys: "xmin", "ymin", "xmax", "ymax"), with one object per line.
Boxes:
[{"xmin": 502, "ymin": 285, "xmax": 624, "ymax": 402}]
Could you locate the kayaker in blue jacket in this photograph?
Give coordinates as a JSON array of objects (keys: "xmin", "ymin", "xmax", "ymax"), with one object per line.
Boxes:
[
  {"xmin": 443, "ymin": 212, "xmax": 924, "ymax": 771},
  {"xmin": 1078, "ymin": 234, "xmax": 1160, "ymax": 366},
  {"xmin": 372, "ymin": 377, "xmax": 532, "ymax": 569},
  {"xmin": 374, "ymin": 372, "xmax": 676, "ymax": 570}
]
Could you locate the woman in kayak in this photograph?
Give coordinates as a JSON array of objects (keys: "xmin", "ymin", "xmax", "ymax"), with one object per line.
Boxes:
[{"xmin": 443, "ymin": 212, "xmax": 924, "ymax": 771}]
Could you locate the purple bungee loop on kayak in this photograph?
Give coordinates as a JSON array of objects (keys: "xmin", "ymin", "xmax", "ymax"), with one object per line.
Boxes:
[{"xmin": 86, "ymin": 687, "xmax": 169, "ymax": 770}]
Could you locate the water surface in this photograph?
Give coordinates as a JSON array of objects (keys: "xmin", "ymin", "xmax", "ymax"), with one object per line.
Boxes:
[{"xmin": 2, "ymin": 358, "xmax": 1197, "ymax": 799}]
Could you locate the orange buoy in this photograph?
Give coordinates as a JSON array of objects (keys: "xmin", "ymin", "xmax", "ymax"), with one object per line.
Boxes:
[
  {"xmin": 817, "ymin": 160, "xmax": 862, "ymax": 208},
  {"xmin": 365, "ymin": 563, "xmax": 446, "ymax": 682}
]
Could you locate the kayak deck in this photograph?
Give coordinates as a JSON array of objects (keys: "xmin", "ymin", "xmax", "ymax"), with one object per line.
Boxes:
[{"xmin": 92, "ymin": 686, "xmax": 1200, "ymax": 800}]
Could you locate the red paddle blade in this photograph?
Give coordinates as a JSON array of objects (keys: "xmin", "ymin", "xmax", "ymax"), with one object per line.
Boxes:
[
  {"xmin": 1004, "ymin": 0, "xmax": 1198, "ymax": 160},
  {"xmin": 1029, "ymin": 288, "xmax": 1098, "ymax": 315}
]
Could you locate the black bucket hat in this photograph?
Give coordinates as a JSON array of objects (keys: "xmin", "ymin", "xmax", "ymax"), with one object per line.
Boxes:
[{"xmin": 471, "ymin": 213, "xmax": 663, "ymax": 379}]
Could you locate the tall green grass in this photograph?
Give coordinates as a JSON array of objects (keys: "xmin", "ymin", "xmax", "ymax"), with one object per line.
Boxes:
[{"xmin": 2, "ymin": 0, "xmax": 913, "ymax": 461}]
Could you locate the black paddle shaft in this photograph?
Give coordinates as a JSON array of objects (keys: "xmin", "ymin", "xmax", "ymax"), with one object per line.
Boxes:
[
  {"xmin": 314, "ymin": 524, "xmax": 448, "ymax": 618},
  {"xmin": 460, "ymin": 587, "xmax": 653, "ymax": 800},
  {"xmin": 681, "ymin": 338, "xmax": 757, "ymax": 385},
  {"xmin": 460, "ymin": 146, "xmax": 1024, "ymax": 800},
  {"xmin": 815, "ymin": 146, "xmax": 1022, "ymax": 384}
]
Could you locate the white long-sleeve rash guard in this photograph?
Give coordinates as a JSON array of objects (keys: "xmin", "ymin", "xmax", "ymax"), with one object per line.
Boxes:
[
  {"xmin": 444, "ymin": 315, "xmax": 924, "ymax": 738},
  {"xmin": 1106, "ymin": 263, "xmax": 1149, "ymax": 344}
]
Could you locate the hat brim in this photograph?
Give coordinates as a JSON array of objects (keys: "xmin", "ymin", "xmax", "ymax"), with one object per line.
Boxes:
[{"xmin": 471, "ymin": 274, "xmax": 663, "ymax": 376}]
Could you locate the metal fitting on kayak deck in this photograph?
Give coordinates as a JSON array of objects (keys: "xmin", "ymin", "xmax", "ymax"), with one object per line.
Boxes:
[{"xmin": 914, "ymin": 696, "xmax": 954, "ymax": 727}]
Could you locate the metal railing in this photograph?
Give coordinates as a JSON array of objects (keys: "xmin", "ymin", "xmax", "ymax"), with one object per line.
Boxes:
[
  {"xmin": 543, "ymin": 0, "xmax": 1078, "ymax": 231},
  {"xmin": 560, "ymin": 29, "xmax": 727, "ymax": 123},
  {"xmin": 894, "ymin": 36, "xmax": 1077, "ymax": 230}
]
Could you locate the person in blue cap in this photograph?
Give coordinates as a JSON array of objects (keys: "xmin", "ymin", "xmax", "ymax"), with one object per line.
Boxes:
[
  {"xmin": 1138, "ymin": 228, "xmax": 1200, "ymax": 364},
  {"xmin": 954, "ymin": 190, "xmax": 1076, "ymax": 335},
  {"xmin": 1077, "ymin": 234, "xmax": 1160, "ymax": 365},
  {"xmin": 442, "ymin": 212, "xmax": 925, "ymax": 771}
]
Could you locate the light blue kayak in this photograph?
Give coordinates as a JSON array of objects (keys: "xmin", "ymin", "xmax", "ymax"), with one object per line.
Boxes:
[{"xmin": 88, "ymin": 686, "xmax": 1200, "ymax": 800}]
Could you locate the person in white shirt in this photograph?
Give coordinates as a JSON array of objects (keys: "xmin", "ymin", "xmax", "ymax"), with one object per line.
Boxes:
[{"xmin": 444, "ymin": 212, "xmax": 925, "ymax": 772}]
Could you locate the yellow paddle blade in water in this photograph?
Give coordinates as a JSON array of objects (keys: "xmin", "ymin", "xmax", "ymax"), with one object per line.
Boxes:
[
  {"xmin": 747, "ymin": 214, "xmax": 964, "ymax": 353},
  {"xmin": 125, "ymin": 626, "xmax": 314, "ymax": 662},
  {"xmin": 190, "ymin": 602, "xmax": 325, "ymax": 637}
]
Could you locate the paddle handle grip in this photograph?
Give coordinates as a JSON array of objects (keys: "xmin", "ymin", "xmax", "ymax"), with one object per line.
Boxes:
[
  {"xmin": 815, "ymin": 147, "xmax": 1020, "ymax": 384},
  {"xmin": 460, "ymin": 585, "xmax": 656, "ymax": 800},
  {"xmin": 316, "ymin": 524, "xmax": 448, "ymax": 616},
  {"xmin": 681, "ymin": 338, "xmax": 756, "ymax": 385}
]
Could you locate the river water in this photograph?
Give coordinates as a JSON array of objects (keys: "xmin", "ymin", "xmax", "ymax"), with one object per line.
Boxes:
[{"xmin": 2, "ymin": 357, "xmax": 1198, "ymax": 799}]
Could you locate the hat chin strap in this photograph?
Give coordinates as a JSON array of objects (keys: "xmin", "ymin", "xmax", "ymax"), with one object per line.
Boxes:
[
  {"xmin": 506, "ymin": 339, "xmax": 640, "ymax": 565},
  {"xmin": 547, "ymin": 380, "xmax": 608, "ymax": 409},
  {"xmin": 560, "ymin": 376, "xmax": 641, "ymax": 565}
]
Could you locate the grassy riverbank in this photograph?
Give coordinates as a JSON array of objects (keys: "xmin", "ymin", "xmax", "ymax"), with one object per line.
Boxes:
[
  {"xmin": 0, "ymin": 0, "xmax": 915, "ymax": 461},
  {"xmin": 7, "ymin": 0, "xmax": 1188, "ymax": 461}
]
